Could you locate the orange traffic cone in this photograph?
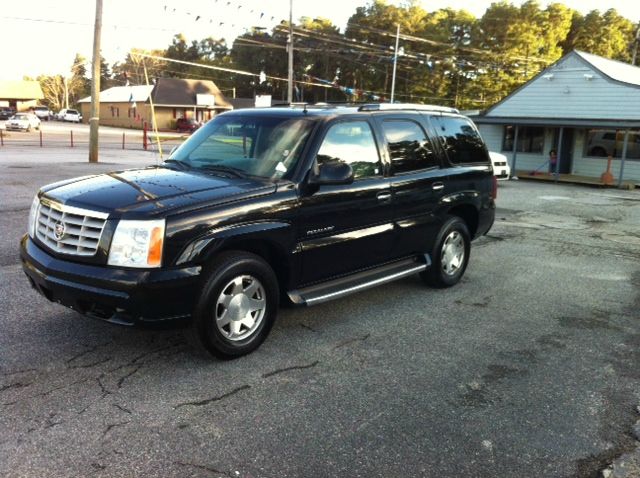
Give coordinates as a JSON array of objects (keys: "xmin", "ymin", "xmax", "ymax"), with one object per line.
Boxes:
[{"xmin": 600, "ymin": 155, "xmax": 614, "ymax": 185}]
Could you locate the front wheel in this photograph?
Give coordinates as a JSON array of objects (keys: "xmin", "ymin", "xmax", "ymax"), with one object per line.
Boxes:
[
  {"xmin": 188, "ymin": 251, "xmax": 279, "ymax": 359},
  {"xmin": 421, "ymin": 216, "xmax": 471, "ymax": 288}
]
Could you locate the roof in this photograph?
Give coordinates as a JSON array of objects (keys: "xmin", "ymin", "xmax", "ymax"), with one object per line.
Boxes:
[
  {"xmin": 574, "ymin": 50, "xmax": 640, "ymax": 87},
  {"xmin": 479, "ymin": 50, "xmax": 640, "ymax": 121},
  {"xmin": 0, "ymin": 80, "xmax": 44, "ymax": 100},
  {"xmin": 78, "ymin": 85, "xmax": 153, "ymax": 103},
  {"xmin": 151, "ymin": 78, "xmax": 232, "ymax": 109}
]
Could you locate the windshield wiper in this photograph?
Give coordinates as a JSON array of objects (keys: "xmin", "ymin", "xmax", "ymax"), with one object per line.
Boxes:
[
  {"xmin": 199, "ymin": 164, "xmax": 247, "ymax": 179},
  {"xmin": 163, "ymin": 159, "xmax": 191, "ymax": 170}
]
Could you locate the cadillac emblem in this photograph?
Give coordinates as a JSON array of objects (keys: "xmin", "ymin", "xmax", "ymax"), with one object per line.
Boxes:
[{"xmin": 54, "ymin": 222, "xmax": 66, "ymax": 240}]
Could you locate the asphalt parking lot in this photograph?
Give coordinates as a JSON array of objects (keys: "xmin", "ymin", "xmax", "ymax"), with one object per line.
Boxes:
[{"xmin": 1, "ymin": 146, "xmax": 639, "ymax": 478}]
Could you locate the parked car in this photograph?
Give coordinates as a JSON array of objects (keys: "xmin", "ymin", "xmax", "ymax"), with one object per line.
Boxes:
[
  {"xmin": 176, "ymin": 117, "xmax": 200, "ymax": 133},
  {"xmin": 0, "ymin": 107, "xmax": 15, "ymax": 120},
  {"xmin": 21, "ymin": 103, "xmax": 496, "ymax": 359},
  {"xmin": 5, "ymin": 113, "xmax": 41, "ymax": 132},
  {"xmin": 57, "ymin": 108, "xmax": 81, "ymax": 123},
  {"xmin": 489, "ymin": 151, "xmax": 511, "ymax": 180},
  {"xmin": 33, "ymin": 106, "xmax": 53, "ymax": 121}
]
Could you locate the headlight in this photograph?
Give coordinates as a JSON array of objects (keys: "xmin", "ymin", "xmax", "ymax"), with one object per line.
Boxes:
[
  {"xmin": 28, "ymin": 195, "xmax": 40, "ymax": 238},
  {"xmin": 108, "ymin": 219, "xmax": 165, "ymax": 268}
]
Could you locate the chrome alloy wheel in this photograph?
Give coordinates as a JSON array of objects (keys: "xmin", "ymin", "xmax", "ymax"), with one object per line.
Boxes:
[
  {"xmin": 215, "ymin": 275, "xmax": 266, "ymax": 341},
  {"xmin": 441, "ymin": 231, "xmax": 465, "ymax": 276}
]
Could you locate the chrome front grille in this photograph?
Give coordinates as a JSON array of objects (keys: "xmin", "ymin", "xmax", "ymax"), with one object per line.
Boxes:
[{"xmin": 35, "ymin": 200, "xmax": 108, "ymax": 256}]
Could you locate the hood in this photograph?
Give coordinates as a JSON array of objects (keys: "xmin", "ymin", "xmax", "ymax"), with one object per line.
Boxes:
[{"xmin": 43, "ymin": 167, "xmax": 276, "ymax": 217}]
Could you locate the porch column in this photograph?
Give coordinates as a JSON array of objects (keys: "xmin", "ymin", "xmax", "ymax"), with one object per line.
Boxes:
[
  {"xmin": 618, "ymin": 129, "xmax": 630, "ymax": 187},
  {"xmin": 511, "ymin": 125, "xmax": 519, "ymax": 179},
  {"xmin": 554, "ymin": 127, "xmax": 564, "ymax": 182}
]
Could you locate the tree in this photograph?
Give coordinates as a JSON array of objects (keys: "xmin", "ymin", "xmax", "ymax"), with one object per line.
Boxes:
[
  {"xmin": 112, "ymin": 48, "xmax": 167, "ymax": 85},
  {"xmin": 567, "ymin": 9, "xmax": 635, "ymax": 61}
]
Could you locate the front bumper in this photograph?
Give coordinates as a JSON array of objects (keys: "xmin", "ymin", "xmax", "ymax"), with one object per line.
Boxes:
[{"xmin": 20, "ymin": 235, "xmax": 202, "ymax": 325}]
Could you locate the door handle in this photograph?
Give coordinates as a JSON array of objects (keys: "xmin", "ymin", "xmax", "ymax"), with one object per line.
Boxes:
[
  {"xmin": 432, "ymin": 182, "xmax": 445, "ymax": 191},
  {"xmin": 377, "ymin": 192, "xmax": 392, "ymax": 202}
]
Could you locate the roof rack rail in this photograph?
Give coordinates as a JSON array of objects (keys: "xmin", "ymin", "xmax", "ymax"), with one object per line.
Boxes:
[
  {"xmin": 357, "ymin": 103, "xmax": 460, "ymax": 114},
  {"xmin": 270, "ymin": 102, "xmax": 352, "ymax": 110}
]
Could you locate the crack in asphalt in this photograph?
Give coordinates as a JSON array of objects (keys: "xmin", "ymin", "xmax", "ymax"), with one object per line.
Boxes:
[
  {"xmin": 66, "ymin": 342, "xmax": 113, "ymax": 365},
  {"xmin": 262, "ymin": 360, "xmax": 320, "ymax": 378},
  {"xmin": 68, "ymin": 356, "xmax": 113, "ymax": 370},
  {"xmin": 101, "ymin": 421, "xmax": 130, "ymax": 439},
  {"xmin": 174, "ymin": 385, "xmax": 251, "ymax": 409},
  {"xmin": 0, "ymin": 368, "xmax": 37, "ymax": 377},
  {"xmin": 96, "ymin": 374, "xmax": 113, "ymax": 397},
  {"xmin": 174, "ymin": 461, "xmax": 232, "ymax": 477},
  {"xmin": 113, "ymin": 403, "xmax": 132, "ymax": 415},
  {"xmin": 3, "ymin": 377, "xmax": 92, "ymax": 406},
  {"xmin": 116, "ymin": 366, "xmax": 140, "ymax": 389},
  {"xmin": 0, "ymin": 381, "xmax": 32, "ymax": 393},
  {"xmin": 333, "ymin": 334, "xmax": 370, "ymax": 350}
]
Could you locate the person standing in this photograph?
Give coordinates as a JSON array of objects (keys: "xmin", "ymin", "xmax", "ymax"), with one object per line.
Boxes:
[{"xmin": 549, "ymin": 149, "xmax": 558, "ymax": 175}]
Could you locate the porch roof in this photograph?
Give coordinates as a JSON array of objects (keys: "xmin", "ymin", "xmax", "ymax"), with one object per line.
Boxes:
[{"xmin": 472, "ymin": 116, "xmax": 640, "ymax": 129}]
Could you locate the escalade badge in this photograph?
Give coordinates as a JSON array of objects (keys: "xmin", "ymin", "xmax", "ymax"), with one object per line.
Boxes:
[{"xmin": 54, "ymin": 222, "xmax": 66, "ymax": 240}]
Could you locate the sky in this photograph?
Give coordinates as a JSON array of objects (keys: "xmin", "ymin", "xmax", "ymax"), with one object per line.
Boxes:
[{"xmin": 2, "ymin": 0, "xmax": 639, "ymax": 81}]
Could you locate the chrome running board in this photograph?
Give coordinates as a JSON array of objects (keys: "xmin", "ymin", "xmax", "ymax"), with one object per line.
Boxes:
[{"xmin": 288, "ymin": 255, "xmax": 430, "ymax": 306}]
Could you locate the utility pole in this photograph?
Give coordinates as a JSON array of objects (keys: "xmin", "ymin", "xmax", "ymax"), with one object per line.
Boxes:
[
  {"xmin": 390, "ymin": 24, "xmax": 400, "ymax": 103},
  {"xmin": 287, "ymin": 0, "xmax": 294, "ymax": 103},
  {"xmin": 89, "ymin": 0, "xmax": 103, "ymax": 163},
  {"xmin": 632, "ymin": 22, "xmax": 640, "ymax": 66}
]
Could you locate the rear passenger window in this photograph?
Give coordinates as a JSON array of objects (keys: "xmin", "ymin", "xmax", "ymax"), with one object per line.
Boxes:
[
  {"xmin": 433, "ymin": 116, "xmax": 489, "ymax": 164},
  {"xmin": 382, "ymin": 120, "xmax": 438, "ymax": 173},
  {"xmin": 316, "ymin": 121, "xmax": 381, "ymax": 179}
]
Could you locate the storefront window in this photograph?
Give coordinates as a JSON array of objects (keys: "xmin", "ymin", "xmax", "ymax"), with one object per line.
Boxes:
[
  {"xmin": 502, "ymin": 126, "xmax": 544, "ymax": 153},
  {"xmin": 584, "ymin": 129, "xmax": 640, "ymax": 159}
]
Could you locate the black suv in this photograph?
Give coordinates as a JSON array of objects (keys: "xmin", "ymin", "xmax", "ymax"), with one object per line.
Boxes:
[{"xmin": 21, "ymin": 104, "xmax": 496, "ymax": 358}]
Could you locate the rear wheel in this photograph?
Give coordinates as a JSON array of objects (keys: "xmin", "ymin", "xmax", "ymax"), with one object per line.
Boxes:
[
  {"xmin": 188, "ymin": 251, "xmax": 279, "ymax": 359},
  {"xmin": 421, "ymin": 216, "xmax": 471, "ymax": 288}
]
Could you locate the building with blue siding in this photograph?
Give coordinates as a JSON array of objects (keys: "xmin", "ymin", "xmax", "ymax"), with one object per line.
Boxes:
[{"xmin": 473, "ymin": 50, "xmax": 640, "ymax": 186}]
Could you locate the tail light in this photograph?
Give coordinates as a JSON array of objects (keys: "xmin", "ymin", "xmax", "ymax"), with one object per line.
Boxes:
[{"xmin": 490, "ymin": 175, "xmax": 498, "ymax": 200}]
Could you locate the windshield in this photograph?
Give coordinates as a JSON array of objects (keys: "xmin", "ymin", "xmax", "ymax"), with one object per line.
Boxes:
[{"xmin": 168, "ymin": 114, "xmax": 315, "ymax": 180}]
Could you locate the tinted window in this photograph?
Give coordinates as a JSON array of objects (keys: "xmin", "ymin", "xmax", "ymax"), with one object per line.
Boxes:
[
  {"xmin": 382, "ymin": 120, "xmax": 438, "ymax": 173},
  {"xmin": 502, "ymin": 126, "xmax": 544, "ymax": 153},
  {"xmin": 434, "ymin": 116, "xmax": 489, "ymax": 164},
  {"xmin": 316, "ymin": 121, "xmax": 380, "ymax": 179}
]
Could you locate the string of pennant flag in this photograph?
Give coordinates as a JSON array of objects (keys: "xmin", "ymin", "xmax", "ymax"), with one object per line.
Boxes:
[{"xmin": 162, "ymin": 1, "xmax": 277, "ymax": 28}]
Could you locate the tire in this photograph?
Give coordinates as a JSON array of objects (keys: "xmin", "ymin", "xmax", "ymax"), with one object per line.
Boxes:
[
  {"xmin": 421, "ymin": 216, "xmax": 471, "ymax": 288},
  {"xmin": 188, "ymin": 251, "xmax": 279, "ymax": 359}
]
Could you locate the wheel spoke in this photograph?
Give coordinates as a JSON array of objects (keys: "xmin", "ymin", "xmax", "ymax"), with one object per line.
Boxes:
[
  {"xmin": 217, "ymin": 312, "xmax": 231, "ymax": 327},
  {"xmin": 244, "ymin": 279, "xmax": 260, "ymax": 297},
  {"xmin": 241, "ymin": 315, "xmax": 256, "ymax": 330},
  {"xmin": 231, "ymin": 277, "xmax": 244, "ymax": 295},
  {"xmin": 249, "ymin": 297, "xmax": 265, "ymax": 312},
  {"xmin": 217, "ymin": 293, "xmax": 233, "ymax": 309},
  {"xmin": 229, "ymin": 320, "xmax": 241, "ymax": 336}
]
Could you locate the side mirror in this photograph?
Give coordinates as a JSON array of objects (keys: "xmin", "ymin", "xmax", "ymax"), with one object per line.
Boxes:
[{"xmin": 310, "ymin": 161, "xmax": 354, "ymax": 186}]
